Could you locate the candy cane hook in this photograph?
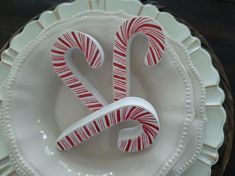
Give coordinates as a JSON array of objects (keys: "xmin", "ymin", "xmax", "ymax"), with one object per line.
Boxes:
[
  {"xmin": 57, "ymin": 97, "xmax": 160, "ymax": 152},
  {"xmin": 113, "ymin": 16, "xmax": 166, "ymax": 101},
  {"xmin": 51, "ymin": 31, "xmax": 108, "ymax": 111}
]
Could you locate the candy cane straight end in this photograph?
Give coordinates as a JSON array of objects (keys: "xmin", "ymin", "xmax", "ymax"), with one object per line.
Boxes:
[{"xmin": 56, "ymin": 97, "xmax": 160, "ymax": 152}]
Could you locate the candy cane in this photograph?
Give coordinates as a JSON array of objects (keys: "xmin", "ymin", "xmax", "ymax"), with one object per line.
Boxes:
[
  {"xmin": 57, "ymin": 97, "xmax": 160, "ymax": 152},
  {"xmin": 113, "ymin": 16, "xmax": 166, "ymax": 101},
  {"xmin": 51, "ymin": 31, "xmax": 108, "ymax": 111}
]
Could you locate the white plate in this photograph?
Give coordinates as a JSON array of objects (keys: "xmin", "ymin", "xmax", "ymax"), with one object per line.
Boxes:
[
  {"xmin": 1, "ymin": 14, "xmax": 194, "ymax": 176},
  {"xmin": 0, "ymin": 0, "xmax": 225, "ymax": 176}
]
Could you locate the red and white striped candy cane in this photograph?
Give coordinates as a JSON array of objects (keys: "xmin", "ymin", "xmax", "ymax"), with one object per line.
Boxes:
[
  {"xmin": 113, "ymin": 16, "xmax": 166, "ymax": 101},
  {"xmin": 51, "ymin": 31, "xmax": 108, "ymax": 111},
  {"xmin": 57, "ymin": 97, "xmax": 160, "ymax": 152}
]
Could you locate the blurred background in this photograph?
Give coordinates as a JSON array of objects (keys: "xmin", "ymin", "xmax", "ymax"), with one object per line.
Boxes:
[{"xmin": 0, "ymin": 0, "xmax": 234, "ymax": 175}]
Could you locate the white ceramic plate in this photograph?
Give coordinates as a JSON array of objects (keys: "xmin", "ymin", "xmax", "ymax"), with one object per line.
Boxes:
[
  {"xmin": 0, "ymin": 0, "xmax": 225, "ymax": 176},
  {"xmin": 1, "ymin": 14, "xmax": 194, "ymax": 176}
]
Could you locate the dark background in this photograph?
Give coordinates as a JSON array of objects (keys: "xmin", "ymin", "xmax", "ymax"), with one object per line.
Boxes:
[{"xmin": 0, "ymin": 0, "xmax": 234, "ymax": 175}]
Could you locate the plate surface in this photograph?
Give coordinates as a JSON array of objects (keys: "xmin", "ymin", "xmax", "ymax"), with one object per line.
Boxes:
[
  {"xmin": 0, "ymin": 0, "xmax": 225, "ymax": 176},
  {"xmin": 1, "ymin": 15, "xmax": 194, "ymax": 176}
]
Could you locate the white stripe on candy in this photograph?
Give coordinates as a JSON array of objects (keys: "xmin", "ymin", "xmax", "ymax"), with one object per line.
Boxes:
[
  {"xmin": 57, "ymin": 97, "xmax": 160, "ymax": 152},
  {"xmin": 113, "ymin": 16, "xmax": 166, "ymax": 101},
  {"xmin": 51, "ymin": 31, "xmax": 108, "ymax": 112}
]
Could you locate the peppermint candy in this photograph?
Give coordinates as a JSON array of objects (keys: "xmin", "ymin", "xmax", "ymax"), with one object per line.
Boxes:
[
  {"xmin": 57, "ymin": 97, "xmax": 160, "ymax": 152},
  {"xmin": 51, "ymin": 31, "xmax": 107, "ymax": 112},
  {"xmin": 51, "ymin": 16, "xmax": 165, "ymax": 152},
  {"xmin": 113, "ymin": 16, "xmax": 165, "ymax": 101}
]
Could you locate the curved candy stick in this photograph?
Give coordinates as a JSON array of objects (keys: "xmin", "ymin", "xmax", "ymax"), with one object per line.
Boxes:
[
  {"xmin": 57, "ymin": 97, "xmax": 160, "ymax": 152},
  {"xmin": 113, "ymin": 16, "xmax": 166, "ymax": 101},
  {"xmin": 51, "ymin": 31, "xmax": 108, "ymax": 111}
]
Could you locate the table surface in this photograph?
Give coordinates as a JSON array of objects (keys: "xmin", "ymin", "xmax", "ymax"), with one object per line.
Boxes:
[{"xmin": 0, "ymin": 0, "xmax": 234, "ymax": 175}]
